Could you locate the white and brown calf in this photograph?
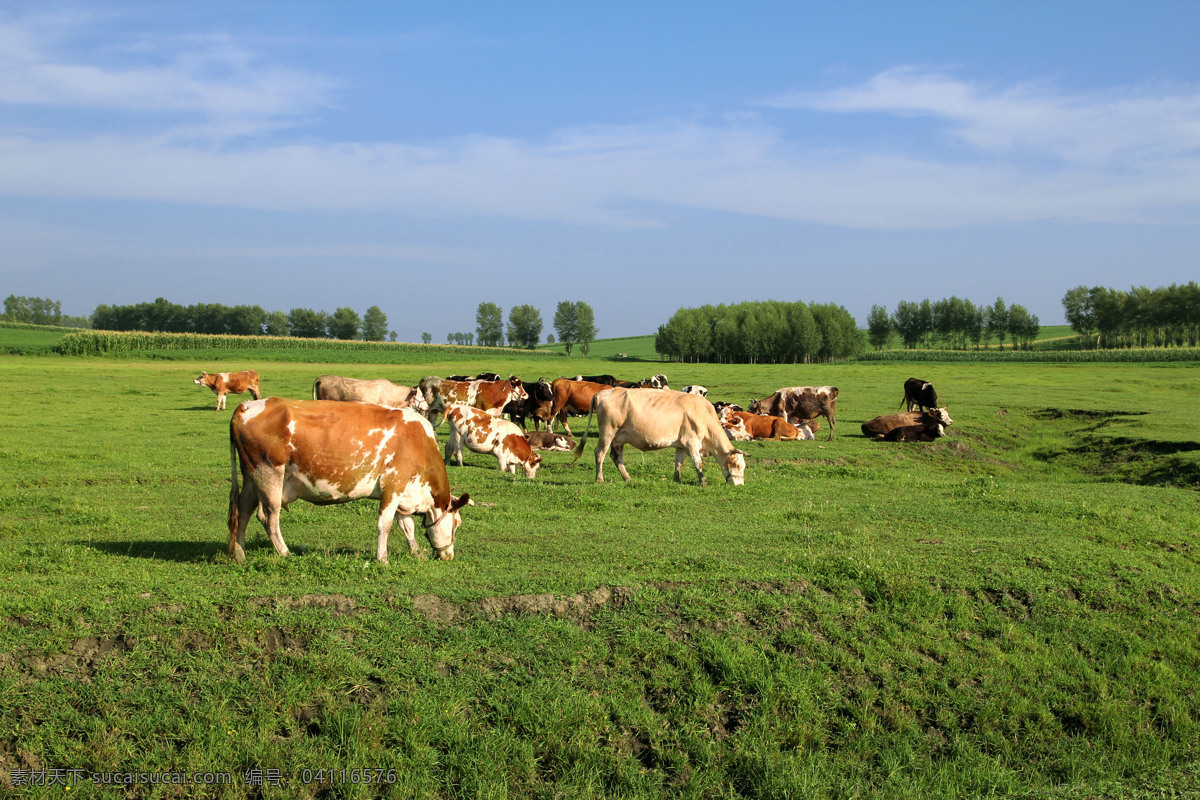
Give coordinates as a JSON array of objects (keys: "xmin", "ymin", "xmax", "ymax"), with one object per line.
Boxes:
[{"xmin": 444, "ymin": 404, "xmax": 542, "ymax": 478}]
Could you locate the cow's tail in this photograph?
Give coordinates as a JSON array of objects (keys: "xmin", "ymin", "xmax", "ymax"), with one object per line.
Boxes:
[
  {"xmin": 228, "ymin": 424, "xmax": 240, "ymax": 551},
  {"xmin": 312, "ymin": 378, "xmax": 321, "ymax": 401},
  {"xmin": 571, "ymin": 395, "xmax": 599, "ymax": 463},
  {"xmin": 227, "ymin": 422, "xmax": 244, "ymax": 562}
]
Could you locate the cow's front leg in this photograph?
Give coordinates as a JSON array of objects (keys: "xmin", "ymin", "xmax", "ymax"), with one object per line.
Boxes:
[
  {"xmin": 677, "ymin": 446, "xmax": 706, "ymax": 485},
  {"xmin": 375, "ymin": 498, "xmax": 402, "ymax": 564},
  {"xmin": 396, "ymin": 514, "xmax": 425, "ymax": 559}
]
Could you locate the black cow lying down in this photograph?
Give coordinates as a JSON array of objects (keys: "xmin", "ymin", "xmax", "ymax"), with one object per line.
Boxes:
[{"xmin": 883, "ymin": 422, "xmax": 946, "ymax": 442}]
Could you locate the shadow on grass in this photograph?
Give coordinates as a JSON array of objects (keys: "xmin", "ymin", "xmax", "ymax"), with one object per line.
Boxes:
[
  {"xmin": 78, "ymin": 538, "xmax": 366, "ymax": 562},
  {"xmin": 78, "ymin": 539, "xmax": 227, "ymax": 562}
]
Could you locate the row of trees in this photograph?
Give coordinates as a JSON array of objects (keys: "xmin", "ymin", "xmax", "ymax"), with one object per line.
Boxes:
[
  {"xmin": 654, "ymin": 301, "xmax": 864, "ymax": 363},
  {"xmin": 89, "ymin": 298, "xmax": 392, "ymax": 340},
  {"xmin": 1063, "ymin": 283, "xmax": 1200, "ymax": 348},
  {"xmin": 2, "ymin": 295, "xmax": 89, "ymax": 327},
  {"xmin": 866, "ymin": 297, "xmax": 1040, "ymax": 351},
  {"xmin": 470, "ymin": 301, "xmax": 597, "ymax": 351}
]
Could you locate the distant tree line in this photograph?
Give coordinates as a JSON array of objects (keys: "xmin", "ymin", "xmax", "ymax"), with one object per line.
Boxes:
[
  {"xmin": 866, "ymin": 296, "xmax": 1040, "ymax": 351},
  {"xmin": 654, "ymin": 301, "xmax": 864, "ymax": 363},
  {"xmin": 89, "ymin": 298, "xmax": 392, "ymax": 341},
  {"xmin": 3, "ymin": 295, "xmax": 90, "ymax": 328},
  {"xmin": 472, "ymin": 300, "xmax": 596, "ymax": 351},
  {"xmin": 1063, "ymin": 283, "xmax": 1200, "ymax": 349}
]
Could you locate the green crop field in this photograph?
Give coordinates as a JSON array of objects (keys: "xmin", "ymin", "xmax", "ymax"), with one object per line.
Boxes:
[{"xmin": 1, "ymin": 342, "xmax": 1197, "ymax": 799}]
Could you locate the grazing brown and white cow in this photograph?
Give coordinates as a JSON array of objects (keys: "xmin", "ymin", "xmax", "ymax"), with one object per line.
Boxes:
[
  {"xmin": 419, "ymin": 375, "xmax": 528, "ymax": 426},
  {"xmin": 312, "ymin": 375, "xmax": 419, "ymax": 408},
  {"xmin": 194, "ymin": 370, "xmax": 261, "ymax": 411},
  {"xmin": 574, "ymin": 387, "xmax": 746, "ymax": 485},
  {"xmin": 861, "ymin": 408, "xmax": 953, "ymax": 439},
  {"xmin": 901, "ymin": 378, "xmax": 940, "ymax": 412},
  {"xmin": 720, "ymin": 409, "xmax": 812, "ymax": 441},
  {"xmin": 749, "ymin": 386, "xmax": 838, "ymax": 440},
  {"xmin": 444, "ymin": 404, "xmax": 542, "ymax": 478},
  {"xmin": 227, "ymin": 398, "xmax": 471, "ymax": 564},
  {"xmin": 547, "ymin": 378, "xmax": 613, "ymax": 435},
  {"xmin": 524, "ymin": 430, "xmax": 576, "ymax": 451}
]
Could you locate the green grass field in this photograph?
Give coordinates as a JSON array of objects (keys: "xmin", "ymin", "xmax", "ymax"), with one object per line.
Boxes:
[{"xmin": 0, "ymin": 347, "xmax": 1197, "ymax": 799}]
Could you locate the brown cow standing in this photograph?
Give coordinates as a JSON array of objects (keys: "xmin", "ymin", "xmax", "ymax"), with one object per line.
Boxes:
[
  {"xmin": 194, "ymin": 370, "xmax": 261, "ymax": 411},
  {"xmin": 228, "ymin": 398, "xmax": 470, "ymax": 564},
  {"xmin": 547, "ymin": 378, "xmax": 613, "ymax": 435},
  {"xmin": 749, "ymin": 386, "xmax": 838, "ymax": 440}
]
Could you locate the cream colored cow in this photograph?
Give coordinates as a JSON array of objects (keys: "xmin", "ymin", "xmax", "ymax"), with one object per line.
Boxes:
[{"xmin": 574, "ymin": 388, "xmax": 746, "ymax": 485}]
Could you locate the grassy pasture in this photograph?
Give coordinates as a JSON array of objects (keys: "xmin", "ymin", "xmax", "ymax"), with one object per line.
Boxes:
[{"xmin": 0, "ymin": 352, "xmax": 1198, "ymax": 799}]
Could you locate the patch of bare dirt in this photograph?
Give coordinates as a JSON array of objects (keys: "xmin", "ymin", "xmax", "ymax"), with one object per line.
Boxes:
[
  {"xmin": 261, "ymin": 627, "xmax": 306, "ymax": 655},
  {"xmin": 412, "ymin": 585, "xmax": 635, "ymax": 624},
  {"xmin": 12, "ymin": 635, "xmax": 132, "ymax": 682},
  {"xmin": 249, "ymin": 594, "xmax": 360, "ymax": 617}
]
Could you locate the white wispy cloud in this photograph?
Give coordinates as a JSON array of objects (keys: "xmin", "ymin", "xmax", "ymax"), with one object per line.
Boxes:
[
  {"xmin": 767, "ymin": 66, "xmax": 1200, "ymax": 165},
  {"xmin": 1, "ymin": 8, "xmax": 1198, "ymax": 231},
  {"xmin": 0, "ymin": 9, "xmax": 337, "ymax": 140}
]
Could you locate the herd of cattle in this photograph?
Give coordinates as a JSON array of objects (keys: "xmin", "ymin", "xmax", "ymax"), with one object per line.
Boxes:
[{"xmin": 197, "ymin": 369, "xmax": 953, "ymax": 563}]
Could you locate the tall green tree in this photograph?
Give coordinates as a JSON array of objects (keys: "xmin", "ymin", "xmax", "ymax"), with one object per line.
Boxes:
[
  {"xmin": 228, "ymin": 305, "xmax": 267, "ymax": 336},
  {"xmin": 575, "ymin": 301, "xmax": 597, "ymax": 355},
  {"xmin": 361, "ymin": 306, "xmax": 389, "ymax": 341},
  {"xmin": 476, "ymin": 302, "xmax": 504, "ymax": 346},
  {"xmin": 553, "ymin": 301, "xmax": 579, "ymax": 354},
  {"xmin": 328, "ymin": 307, "xmax": 362, "ymax": 340},
  {"xmin": 265, "ymin": 311, "xmax": 289, "ymax": 336},
  {"xmin": 4, "ymin": 295, "xmax": 63, "ymax": 325},
  {"xmin": 1008, "ymin": 304, "xmax": 1039, "ymax": 349},
  {"xmin": 288, "ymin": 308, "xmax": 328, "ymax": 339},
  {"xmin": 892, "ymin": 301, "xmax": 925, "ymax": 349},
  {"xmin": 986, "ymin": 297, "xmax": 1009, "ymax": 349},
  {"xmin": 1062, "ymin": 286, "xmax": 1096, "ymax": 347},
  {"xmin": 866, "ymin": 304, "xmax": 893, "ymax": 350},
  {"xmin": 506, "ymin": 304, "xmax": 543, "ymax": 349}
]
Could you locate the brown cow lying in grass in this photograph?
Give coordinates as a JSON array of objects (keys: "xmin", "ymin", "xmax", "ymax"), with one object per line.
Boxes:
[{"xmin": 861, "ymin": 408, "xmax": 953, "ymax": 438}]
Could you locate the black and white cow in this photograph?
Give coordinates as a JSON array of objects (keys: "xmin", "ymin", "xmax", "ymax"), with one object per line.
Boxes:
[{"xmin": 901, "ymin": 378, "xmax": 939, "ymax": 412}]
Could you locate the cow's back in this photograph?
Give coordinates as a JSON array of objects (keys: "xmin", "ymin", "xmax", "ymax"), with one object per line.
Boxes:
[{"xmin": 597, "ymin": 388, "xmax": 720, "ymax": 447}]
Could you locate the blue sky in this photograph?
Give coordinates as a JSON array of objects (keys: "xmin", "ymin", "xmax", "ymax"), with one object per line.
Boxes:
[{"xmin": 2, "ymin": 2, "xmax": 1199, "ymax": 340}]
